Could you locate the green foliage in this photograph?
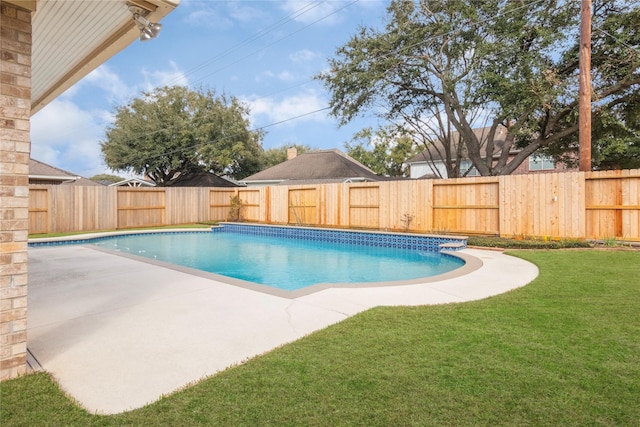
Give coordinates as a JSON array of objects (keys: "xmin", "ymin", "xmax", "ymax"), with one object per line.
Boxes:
[
  {"xmin": 101, "ymin": 85, "xmax": 265, "ymax": 184},
  {"xmin": 89, "ymin": 173, "xmax": 124, "ymax": 184},
  {"xmin": 400, "ymin": 213, "xmax": 414, "ymax": 232},
  {"xmin": 542, "ymin": 6, "xmax": 640, "ymax": 170},
  {"xmin": 227, "ymin": 195, "xmax": 244, "ymax": 222},
  {"xmin": 318, "ymin": 0, "xmax": 640, "ymax": 176},
  {"xmin": 345, "ymin": 127, "xmax": 418, "ymax": 177},
  {"xmin": 591, "ymin": 88, "xmax": 640, "ymax": 170},
  {"xmin": 467, "ymin": 235, "xmax": 591, "ymax": 249},
  {"xmin": 261, "ymin": 144, "xmax": 312, "ymax": 169}
]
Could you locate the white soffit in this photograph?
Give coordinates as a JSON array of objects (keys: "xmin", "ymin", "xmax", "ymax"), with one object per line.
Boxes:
[{"xmin": 30, "ymin": 0, "xmax": 179, "ymax": 115}]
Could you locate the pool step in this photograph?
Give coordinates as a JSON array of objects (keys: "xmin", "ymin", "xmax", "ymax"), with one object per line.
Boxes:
[{"xmin": 439, "ymin": 242, "xmax": 466, "ymax": 251}]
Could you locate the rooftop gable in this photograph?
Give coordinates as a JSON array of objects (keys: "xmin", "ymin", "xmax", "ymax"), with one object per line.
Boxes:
[
  {"xmin": 165, "ymin": 171, "xmax": 242, "ymax": 187},
  {"xmin": 110, "ymin": 178, "xmax": 156, "ymax": 187},
  {"xmin": 243, "ymin": 149, "xmax": 383, "ymax": 183},
  {"xmin": 28, "ymin": 158, "xmax": 102, "ymax": 186}
]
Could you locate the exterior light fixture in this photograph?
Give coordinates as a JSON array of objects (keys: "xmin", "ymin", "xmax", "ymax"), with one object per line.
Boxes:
[{"xmin": 127, "ymin": 3, "xmax": 162, "ymax": 42}]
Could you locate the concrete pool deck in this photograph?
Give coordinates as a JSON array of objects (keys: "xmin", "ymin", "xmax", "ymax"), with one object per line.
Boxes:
[{"xmin": 27, "ymin": 243, "xmax": 538, "ymax": 414}]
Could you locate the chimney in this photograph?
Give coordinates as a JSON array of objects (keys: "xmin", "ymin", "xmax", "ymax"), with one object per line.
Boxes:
[{"xmin": 287, "ymin": 147, "xmax": 297, "ymax": 160}]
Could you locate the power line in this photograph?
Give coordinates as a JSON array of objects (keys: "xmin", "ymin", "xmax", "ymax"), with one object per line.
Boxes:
[
  {"xmin": 57, "ymin": 0, "xmax": 640, "ymax": 176},
  {"xmin": 55, "ymin": 105, "xmax": 334, "ymax": 176},
  {"xmin": 106, "ymin": 0, "xmax": 553, "ymax": 150},
  {"xmin": 119, "ymin": 107, "xmax": 333, "ymax": 163},
  {"xmin": 34, "ymin": 1, "xmax": 358, "ymax": 147},
  {"xmin": 90, "ymin": 0, "xmax": 571, "ymax": 174},
  {"xmin": 188, "ymin": 0, "xmax": 359, "ymax": 86},
  {"xmin": 595, "ymin": 28, "xmax": 640, "ymax": 53},
  {"xmin": 162, "ymin": 1, "xmax": 328, "ymax": 87}
]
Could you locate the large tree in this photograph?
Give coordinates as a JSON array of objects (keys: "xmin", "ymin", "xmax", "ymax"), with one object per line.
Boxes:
[
  {"xmin": 318, "ymin": 0, "xmax": 640, "ymax": 176},
  {"xmin": 345, "ymin": 127, "xmax": 418, "ymax": 177},
  {"xmin": 261, "ymin": 144, "xmax": 312, "ymax": 169},
  {"xmin": 89, "ymin": 173, "xmax": 124, "ymax": 184},
  {"xmin": 102, "ymin": 85, "xmax": 264, "ymax": 184}
]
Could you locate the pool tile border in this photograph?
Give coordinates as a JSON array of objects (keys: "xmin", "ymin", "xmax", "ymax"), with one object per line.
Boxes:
[
  {"xmin": 29, "ymin": 224, "xmax": 468, "ymax": 253},
  {"xmin": 215, "ymin": 223, "xmax": 467, "ymax": 252}
]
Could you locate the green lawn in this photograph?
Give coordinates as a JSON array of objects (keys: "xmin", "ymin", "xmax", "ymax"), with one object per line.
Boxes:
[{"xmin": 2, "ymin": 250, "xmax": 639, "ymax": 426}]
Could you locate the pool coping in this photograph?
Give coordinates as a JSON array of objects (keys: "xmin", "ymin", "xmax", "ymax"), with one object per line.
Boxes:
[
  {"xmin": 30, "ymin": 225, "xmax": 479, "ymax": 298},
  {"xmin": 26, "ymin": 239, "xmax": 539, "ymax": 414},
  {"xmin": 28, "ymin": 227, "xmax": 213, "ymax": 246},
  {"xmin": 87, "ymin": 245, "xmax": 482, "ymax": 299}
]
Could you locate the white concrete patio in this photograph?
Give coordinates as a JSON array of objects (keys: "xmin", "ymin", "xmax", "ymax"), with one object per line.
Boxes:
[{"xmin": 27, "ymin": 244, "xmax": 538, "ymax": 414}]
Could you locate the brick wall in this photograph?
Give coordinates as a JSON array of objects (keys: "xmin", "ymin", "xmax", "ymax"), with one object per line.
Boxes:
[{"xmin": 0, "ymin": 1, "xmax": 32, "ymax": 380}]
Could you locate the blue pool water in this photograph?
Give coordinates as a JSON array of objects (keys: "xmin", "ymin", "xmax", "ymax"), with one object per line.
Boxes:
[{"xmin": 91, "ymin": 231, "xmax": 464, "ymax": 291}]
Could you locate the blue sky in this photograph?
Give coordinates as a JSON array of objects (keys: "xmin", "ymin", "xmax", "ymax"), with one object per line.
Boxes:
[{"xmin": 30, "ymin": 0, "xmax": 390, "ymax": 178}]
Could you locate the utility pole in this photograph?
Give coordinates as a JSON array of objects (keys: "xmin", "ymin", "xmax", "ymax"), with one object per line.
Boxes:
[{"xmin": 579, "ymin": 0, "xmax": 592, "ymax": 171}]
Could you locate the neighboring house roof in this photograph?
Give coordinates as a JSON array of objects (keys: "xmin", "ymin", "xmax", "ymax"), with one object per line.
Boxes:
[
  {"xmin": 165, "ymin": 171, "xmax": 242, "ymax": 187},
  {"xmin": 407, "ymin": 125, "xmax": 577, "ymax": 178},
  {"xmin": 28, "ymin": 158, "xmax": 102, "ymax": 186},
  {"xmin": 407, "ymin": 125, "xmax": 511, "ymax": 164},
  {"xmin": 241, "ymin": 149, "xmax": 385, "ymax": 185},
  {"xmin": 276, "ymin": 178, "xmax": 373, "ymax": 186},
  {"xmin": 110, "ymin": 178, "xmax": 156, "ymax": 187}
]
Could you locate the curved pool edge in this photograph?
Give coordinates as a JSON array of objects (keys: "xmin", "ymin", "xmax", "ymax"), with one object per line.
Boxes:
[
  {"xmin": 294, "ymin": 248, "xmax": 540, "ymax": 308},
  {"xmin": 83, "ymin": 244, "xmax": 482, "ymax": 299},
  {"xmin": 286, "ymin": 251, "xmax": 483, "ymax": 297},
  {"xmin": 29, "ymin": 227, "xmax": 539, "ymax": 305},
  {"xmin": 29, "ymin": 226, "xmax": 476, "ymax": 298}
]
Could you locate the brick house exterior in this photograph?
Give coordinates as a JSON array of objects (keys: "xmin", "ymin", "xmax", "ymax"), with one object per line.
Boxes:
[
  {"xmin": 1, "ymin": 0, "xmax": 178, "ymax": 381},
  {"xmin": 0, "ymin": 1, "xmax": 32, "ymax": 380}
]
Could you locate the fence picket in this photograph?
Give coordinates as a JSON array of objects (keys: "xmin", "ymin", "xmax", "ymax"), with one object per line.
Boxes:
[{"xmin": 28, "ymin": 169, "xmax": 640, "ymax": 241}]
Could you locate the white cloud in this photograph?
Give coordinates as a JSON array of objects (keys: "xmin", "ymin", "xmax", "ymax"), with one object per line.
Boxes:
[
  {"xmin": 30, "ymin": 60, "xmax": 190, "ymax": 178},
  {"xmin": 277, "ymin": 70, "xmax": 295, "ymax": 81},
  {"xmin": 227, "ymin": 1, "xmax": 267, "ymax": 23},
  {"xmin": 256, "ymin": 69, "xmax": 296, "ymax": 83},
  {"xmin": 289, "ymin": 49, "xmax": 321, "ymax": 63},
  {"xmin": 244, "ymin": 90, "xmax": 329, "ymax": 126},
  {"xmin": 280, "ymin": 0, "xmax": 349, "ymax": 25},
  {"xmin": 31, "ymin": 99, "xmax": 109, "ymax": 177},
  {"xmin": 141, "ymin": 60, "xmax": 189, "ymax": 91},
  {"xmin": 181, "ymin": 0, "xmax": 266, "ymax": 29},
  {"xmin": 182, "ymin": 2, "xmax": 233, "ymax": 30},
  {"xmin": 83, "ymin": 65, "xmax": 131, "ymax": 104}
]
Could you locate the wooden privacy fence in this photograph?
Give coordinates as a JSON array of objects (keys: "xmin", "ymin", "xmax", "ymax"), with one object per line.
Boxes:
[{"xmin": 29, "ymin": 169, "xmax": 640, "ymax": 241}]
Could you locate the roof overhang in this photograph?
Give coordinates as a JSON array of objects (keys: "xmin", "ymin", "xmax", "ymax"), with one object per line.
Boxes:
[
  {"xmin": 109, "ymin": 178, "xmax": 156, "ymax": 187},
  {"xmin": 240, "ymin": 180, "xmax": 285, "ymax": 187},
  {"xmin": 29, "ymin": 174, "xmax": 78, "ymax": 183},
  {"xmin": 5, "ymin": 1, "xmax": 36, "ymax": 12},
  {"xmin": 4, "ymin": 0, "xmax": 180, "ymax": 115}
]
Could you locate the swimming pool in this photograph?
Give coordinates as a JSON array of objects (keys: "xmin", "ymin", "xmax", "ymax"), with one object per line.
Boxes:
[
  {"xmin": 29, "ymin": 224, "xmax": 469, "ymax": 293},
  {"xmin": 71, "ymin": 224, "xmax": 464, "ymax": 291}
]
